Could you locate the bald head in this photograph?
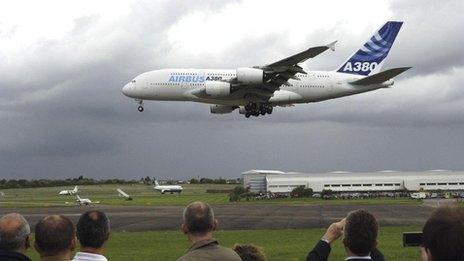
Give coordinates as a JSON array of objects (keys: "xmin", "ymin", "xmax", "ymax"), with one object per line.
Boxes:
[
  {"xmin": 0, "ymin": 213, "xmax": 30, "ymax": 252},
  {"xmin": 35, "ymin": 215, "xmax": 75, "ymax": 256},
  {"xmin": 183, "ymin": 201, "xmax": 215, "ymax": 235}
]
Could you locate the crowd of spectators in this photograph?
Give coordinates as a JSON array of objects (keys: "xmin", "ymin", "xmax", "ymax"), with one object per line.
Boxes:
[{"xmin": 0, "ymin": 202, "xmax": 463, "ymax": 261}]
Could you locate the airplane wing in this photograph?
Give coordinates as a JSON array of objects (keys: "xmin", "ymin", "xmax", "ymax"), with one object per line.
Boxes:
[
  {"xmin": 266, "ymin": 41, "xmax": 337, "ymax": 68},
  {"xmin": 238, "ymin": 41, "xmax": 337, "ymax": 100}
]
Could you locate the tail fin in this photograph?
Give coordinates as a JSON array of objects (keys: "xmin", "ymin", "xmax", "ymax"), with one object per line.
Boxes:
[
  {"xmin": 337, "ymin": 21, "xmax": 403, "ymax": 76},
  {"xmin": 154, "ymin": 180, "xmax": 159, "ymax": 186},
  {"xmin": 73, "ymin": 186, "xmax": 78, "ymax": 193}
]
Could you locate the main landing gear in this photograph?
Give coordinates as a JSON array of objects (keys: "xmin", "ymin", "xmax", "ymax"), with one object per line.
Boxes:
[
  {"xmin": 244, "ymin": 102, "xmax": 273, "ymax": 118},
  {"xmin": 136, "ymin": 99, "xmax": 144, "ymax": 112}
]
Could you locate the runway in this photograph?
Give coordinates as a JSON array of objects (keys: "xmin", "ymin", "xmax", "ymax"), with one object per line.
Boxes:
[{"xmin": 0, "ymin": 203, "xmax": 436, "ymax": 232}]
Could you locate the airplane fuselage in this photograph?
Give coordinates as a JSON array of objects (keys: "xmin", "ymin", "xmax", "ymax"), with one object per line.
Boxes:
[
  {"xmin": 122, "ymin": 69, "xmax": 393, "ymax": 106},
  {"xmin": 154, "ymin": 185, "xmax": 183, "ymax": 194}
]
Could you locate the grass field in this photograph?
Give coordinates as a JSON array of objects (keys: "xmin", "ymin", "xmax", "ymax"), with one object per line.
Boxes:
[
  {"xmin": 0, "ymin": 184, "xmax": 421, "ymax": 208},
  {"xmin": 23, "ymin": 226, "xmax": 422, "ymax": 261}
]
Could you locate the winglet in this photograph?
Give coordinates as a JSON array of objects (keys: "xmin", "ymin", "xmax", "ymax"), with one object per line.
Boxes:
[{"xmin": 327, "ymin": 40, "xmax": 337, "ymax": 51}]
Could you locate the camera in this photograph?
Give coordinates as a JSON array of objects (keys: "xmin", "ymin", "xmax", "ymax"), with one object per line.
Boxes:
[{"xmin": 403, "ymin": 232, "xmax": 423, "ymax": 247}]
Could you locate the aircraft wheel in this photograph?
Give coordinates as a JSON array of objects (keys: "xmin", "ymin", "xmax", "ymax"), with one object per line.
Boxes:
[
  {"xmin": 260, "ymin": 109, "xmax": 266, "ymax": 115},
  {"xmin": 138, "ymin": 106, "xmax": 144, "ymax": 112},
  {"xmin": 245, "ymin": 113, "xmax": 251, "ymax": 118},
  {"xmin": 266, "ymin": 107, "xmax": 273, "ymax": 114}
]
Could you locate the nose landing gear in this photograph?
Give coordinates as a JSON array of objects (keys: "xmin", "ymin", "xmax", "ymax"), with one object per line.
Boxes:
[{"xmin": 136, "ymin": 99, "xmax": 144, "ymax": 112}]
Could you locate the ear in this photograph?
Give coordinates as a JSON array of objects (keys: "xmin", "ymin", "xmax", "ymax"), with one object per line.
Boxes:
[
  {"xmin": 34, "ymin": 241, "xmax": 40, "ymax": 253},
  {"xmin": 25, "ymin": 234, "xmax": 31, "ymax": 250},
  {"xmin": 212, "ymin": 219, "xmax": 219, "ymax": 231},
  {"xmin": 70, "ymin": 235, "xmax": 77, "ymax": 252},
  {"xmin": 342, "ymin": 237, "xmax": 347, "ymax": 247},
  {"xmin": 181, "ymin": 224, "xmax": 189, "ymax": 234},
  {"xmin": 426, "ymin": 248, "xmax": 434, "ymax": 261}
]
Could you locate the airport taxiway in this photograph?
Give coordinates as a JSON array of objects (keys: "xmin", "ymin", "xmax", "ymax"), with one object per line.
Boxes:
[{"xmin": 0, "ymin": 203, "xmax": 438, "ymax": 232}]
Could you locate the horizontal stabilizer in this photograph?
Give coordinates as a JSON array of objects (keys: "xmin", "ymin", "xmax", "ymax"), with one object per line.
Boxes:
[{"xmin": 350, "ymin": 67, "xmax": 411, "ymax": 85}]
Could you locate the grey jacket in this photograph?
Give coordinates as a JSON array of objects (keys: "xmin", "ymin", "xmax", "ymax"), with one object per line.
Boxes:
[{"xmin": 177, "ymin": 239, "xmax": 241, "ymax": 261}]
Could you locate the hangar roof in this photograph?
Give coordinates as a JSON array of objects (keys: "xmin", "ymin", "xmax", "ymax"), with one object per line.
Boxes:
[{"xmin": 243, "ymin": 169, "xmax": 464, "ymax": 179}]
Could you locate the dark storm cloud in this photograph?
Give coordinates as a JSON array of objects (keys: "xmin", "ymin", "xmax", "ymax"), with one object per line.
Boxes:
[{"xmin": 0, "ymin": 0, "xmax": 463, "ymax": 179}]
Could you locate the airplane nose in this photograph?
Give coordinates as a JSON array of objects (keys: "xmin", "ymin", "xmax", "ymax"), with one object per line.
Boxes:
[{"xmin": 122, "ymin": 83, "xmax": 131, "ymax": 97}]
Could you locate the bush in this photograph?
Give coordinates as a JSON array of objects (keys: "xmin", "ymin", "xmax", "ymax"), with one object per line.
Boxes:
[
  {"xmin": 290, "ymin": 186, "xmax": 313, "ymax": 198},
  {"xmin": 229, "ymin": 186, "xmax": 250, "ymax": 202}
]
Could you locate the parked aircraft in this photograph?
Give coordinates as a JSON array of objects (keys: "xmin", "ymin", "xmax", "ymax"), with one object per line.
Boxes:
[
  {"xmin": 59, "ymin": 186, "xmax": 79, "ymax": 195},
  {"xmin": 75, "ymin": 195, "xmax": 99, "ymax": 206},
  {"xmin": 116, "ymin": 188, "xmax": 132, "ymax": 200},
  {"xmin": 122, "ymin": 21, "xmax": 410, "ymax": 118},
  {"xmin": 154, "ymin": 180, "xmax": 183, "ymax": 194}
]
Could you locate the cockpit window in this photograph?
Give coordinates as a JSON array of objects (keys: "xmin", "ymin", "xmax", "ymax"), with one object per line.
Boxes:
[{"xmin": 131, "ymin": 80, "xmax": 136, "ymax": 83}]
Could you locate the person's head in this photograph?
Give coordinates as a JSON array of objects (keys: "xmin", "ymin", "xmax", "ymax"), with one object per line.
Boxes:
[
  {"xmin": 0, "ymin": 213, "xmax": 31, "ymax": 252},
  {"xmin": 233, "ymin": 244, "xmax": 266, "ymax": 261},
  {"xmin": 421, "ymin": 205, "xmax": 464, "ymax": 261},
  {"xmin": 181, "ymin": 201, "xmax": 218, "ymax": 237},
  {"xmin": 34, "ymin": 215, "xmax": 76, "ymax": 257},
  {"xmin": 76, "ymin": 211, "xmax": 110, "ymax": 249},
  {"xmin": 343, "ymin": 209, "xmax": 378, "ymax": 256}
]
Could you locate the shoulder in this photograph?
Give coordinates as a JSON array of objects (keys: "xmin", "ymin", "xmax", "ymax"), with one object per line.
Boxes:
[
  {"xmin": 177, "ymin": 245, "xmax": 241, "ymax": 261},
  {"xmin": 0, "ymin": 250, "xmax": 31, "ymax": 261}
]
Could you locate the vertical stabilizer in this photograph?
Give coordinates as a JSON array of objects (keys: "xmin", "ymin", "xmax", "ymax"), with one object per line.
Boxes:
[{"xmin": 337, "ymin": 21, "xmax": 403, "ymax": 76}]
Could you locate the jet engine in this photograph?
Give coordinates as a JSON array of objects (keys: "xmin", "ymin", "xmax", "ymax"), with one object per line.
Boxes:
[
  {"xmin": 236, "ymin": 67, "xmax": 264, "ymax": 84},
  {"xmin": 205, "ymin": 81, "xmax": 231, "ymax": 97},
  {"xmin": 210, "ymin": 105, "xmax": 235, "ymax": 114}
]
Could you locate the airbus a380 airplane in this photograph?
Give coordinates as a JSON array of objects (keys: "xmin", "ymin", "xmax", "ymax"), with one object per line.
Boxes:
[{"xmin": 122, "ymin": 21, "xmax": 410, "ymax": 118}]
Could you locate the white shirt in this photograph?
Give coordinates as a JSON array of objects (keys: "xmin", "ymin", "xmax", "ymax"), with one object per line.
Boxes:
[
  {"xmin": 345, "ymin": 256, "xmax": 372, "ymax": 260},
  {"xmin": 72, "ymin": 251, "xmax": 108, "ymax": 261}
]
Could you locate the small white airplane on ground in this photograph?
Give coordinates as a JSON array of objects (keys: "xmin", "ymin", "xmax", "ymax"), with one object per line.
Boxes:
[
  {"xmin": 59, "ymin": 186, "xmax": 79, "ymax": 195},
  {"xmin": 0, "ymin": 191, "xmax": 4, "ymax": 197},
  {"xmin": 154, "ymin": 180, "xmax": 183, "ymax": 194},
  {"xmin": 116, "ymin": 188, "xmax": 132, "ymax": 200},
  {"xmin": 75, "ymin": 195, "xmax": 100, "ymax": 206},
  {"xmin": 122, "ymin": 21, "xmax": 410, "ymax": 118}
]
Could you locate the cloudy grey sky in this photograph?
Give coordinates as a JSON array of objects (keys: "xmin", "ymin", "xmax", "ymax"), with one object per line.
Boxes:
[{"xmin": 1, "ymin": 0, "xmax": 463, "ymax": 180}]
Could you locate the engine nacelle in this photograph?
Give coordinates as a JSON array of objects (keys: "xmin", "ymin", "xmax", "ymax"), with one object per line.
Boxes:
[
  {"xmin": 205, "ymin": 81, "xmax": 231, "ymax": 97},
  {"xmin": 210, "ymin": 105, "xmax": 235, "ymax": 114},
  {"xmin": 236, "ymin": 67, "xmax": 264, "ymax": 84}
]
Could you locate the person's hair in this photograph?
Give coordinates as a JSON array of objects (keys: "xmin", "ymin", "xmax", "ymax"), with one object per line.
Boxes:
[
  {"xmin": 0, "ymin": 213, "xmax": 30, "ymax": 251},
  {"xmin": 183, "ymin": 201, "xmax": 215, "ymax": 235},
  {"xmin": 35, "ymin": 215, "xmax": 75, "ymax": 256},
  {"xmin": 233, "ymin": 244, "xmax": 266, "ymax": 261},
  {"xmin": 77, "ymin": 211, "xmax": 110, "ymax": 248},
  {"xmin": 343, "ymin": 209, "xmax": 378, "ymax": 256},
  {"xmin": 423, "ymin": 205, "xmax": 464, "ymax": 261}
]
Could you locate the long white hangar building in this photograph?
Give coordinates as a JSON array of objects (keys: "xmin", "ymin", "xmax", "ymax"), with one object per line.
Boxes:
[{"xmin": 242, "ymin": 170, "xmax": 464, "ymax": 193}]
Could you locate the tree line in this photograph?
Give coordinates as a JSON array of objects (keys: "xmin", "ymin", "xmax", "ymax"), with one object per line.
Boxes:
[{"xmin": 0, "ymin": 176, "xmax": 136, "ymax": 189}]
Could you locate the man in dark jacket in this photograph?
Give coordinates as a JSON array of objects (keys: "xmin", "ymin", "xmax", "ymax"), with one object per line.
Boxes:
[
  {"xmin": 177, "ymin": 201, "xmax": 241, "ymax": 261},
  {"xmin": 0, "ymin": 213, "xmax": 32, "ymax": 261},
  {"xmin": 307, "ymin": 209, "xmax": 384, "ymax": 261}
]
